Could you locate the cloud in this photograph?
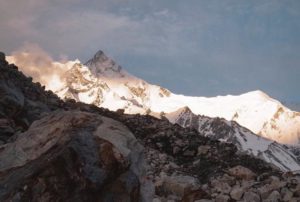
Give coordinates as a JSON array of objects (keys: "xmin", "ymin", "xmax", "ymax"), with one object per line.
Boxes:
[
  {"xmin": 6, "ymin": 43, "xmax": 68, "ymax": 91},
  {"xmin": 0, "ymin": 0, "xmax": 195, "ymax": 60}
]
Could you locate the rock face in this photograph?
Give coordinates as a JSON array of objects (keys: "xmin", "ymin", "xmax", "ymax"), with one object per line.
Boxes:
[
  {"xmin": 1, "ymin": 53, "xmax": 300, "ymax": 201},
  {"xmin": 0, "ymin": 111, "xmax": 147, "ymax": 201},
  {"xmin": 0, "ymin": 53, "xmax": 64, "ymax": 144}
]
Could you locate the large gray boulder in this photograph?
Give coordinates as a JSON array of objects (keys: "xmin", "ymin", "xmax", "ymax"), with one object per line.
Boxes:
[{"xmin": 0, "ymin": 111, "xmax": 150, "ymax": 201}]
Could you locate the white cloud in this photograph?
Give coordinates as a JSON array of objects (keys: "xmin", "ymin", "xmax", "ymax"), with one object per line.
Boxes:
[{"xmin": 7, "ymin": 43, "xmax": 68, "ymax": 91}]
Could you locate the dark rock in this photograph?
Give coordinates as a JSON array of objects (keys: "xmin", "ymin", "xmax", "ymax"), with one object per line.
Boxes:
[
  {"xmin": 0, "ymin": 111, "xmax": 145, "ymax": 201},
  {"xmin": 0, "ymin": 52, "xmax": 5, "ymax": 61}
]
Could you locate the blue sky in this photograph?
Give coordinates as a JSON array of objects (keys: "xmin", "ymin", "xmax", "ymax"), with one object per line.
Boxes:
[{"xmin": 1, "ymin": 0, "xmax": 300, "ymax": 102}]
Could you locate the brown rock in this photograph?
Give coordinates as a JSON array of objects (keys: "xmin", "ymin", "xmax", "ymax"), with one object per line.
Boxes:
[
  {"xmin": 197, "ymin": 145, "xmax": 211, "ymax": 155},
  {"xmin": 266, "ymin": 190, "xmax": 281, "ymax": 202},
  {"xmin": 243, "ymin": 191, "xmax": 260, "ymax": 202},
  {"xmin": 215, "ymin": 194, "xmax": 230, "ymax": 202},
  {"xmin": 230, "ymin": 185, "xmax": 244, "ymax": 200},
  {"xmin": 0, "ymin": 111, "xmax": 147, "ymax": 201},
  {"xmin": 182, "ymin": 188, "xmax": 211, "ymax": 202},
  {"xmin": 161, "ymin": 175, "xmax": 200, "ymax": 197},
  {"xmin": 281, "ymin": 187, "xmax": 293, "ymax": 202},
  {"xmin": 211, "ymin": 179, "xmax": 232, "ymax": 194},
  {"xmin": 228, "ymin": 165, "xmax": 257, "ymax": 180}
]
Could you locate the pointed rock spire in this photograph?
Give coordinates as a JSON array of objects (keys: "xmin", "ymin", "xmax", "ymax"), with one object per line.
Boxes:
[{"xmin": 84, "ymin": 50, "xmax": 122, "ymax": 76}]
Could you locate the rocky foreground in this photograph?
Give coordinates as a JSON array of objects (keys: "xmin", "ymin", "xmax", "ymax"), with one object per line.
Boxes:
[{"xmin": 0, "ymin": 52, "xmax": 300, "ymax": 201}]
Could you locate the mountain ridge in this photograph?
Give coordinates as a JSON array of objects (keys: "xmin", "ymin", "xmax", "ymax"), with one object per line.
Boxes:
[
  {"xmin": 6, "ymin": 50, "xmax": 300, "ymax": 172},
  {"xmin": 54, "ymin": 50, "xmax": 300, "ymax": 144}
]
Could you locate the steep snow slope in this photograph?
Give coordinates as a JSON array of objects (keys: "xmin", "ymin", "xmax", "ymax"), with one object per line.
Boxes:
[
  {"xmin": 166, "ymin": 107, "xmax": 300, "ymax": 171},
  {"xmin": 7, "ymin": 50, "xmax": 300, "ymax": 146}
]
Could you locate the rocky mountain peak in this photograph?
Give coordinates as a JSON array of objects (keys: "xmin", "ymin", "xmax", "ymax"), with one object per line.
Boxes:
[
  {"xmin": 84, "ymin": 50, "xmax": 122, "ymax": 76},
  {"xmin": 89, "ymin": 50, "xmax": 108, "ymax": 63}
]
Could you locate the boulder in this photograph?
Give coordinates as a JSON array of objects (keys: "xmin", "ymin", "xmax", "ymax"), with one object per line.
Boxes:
[
  {"xmin": 243, "ymin": 191, "xmax": 260, "ymax": 202},
  {"xmin": 215, "ymin": 194, "xmax": 230, "ymax": 202},
  {"xmin": 0, "ymin": 111, "xmax": 149, "ymax": 201},
  {"xmin": 160, "ymin": 174, "xmax": 200, "ymax": 197},
  {"xmin": 230, "ymin": 185, "xmax": 244, "ymax": 200},
  {"xmin": 211, "ymin": 179, "xmax": 232, "ymax": 194},
  {"xmin": 197, "ymin": 145, "xmax": 211, "ymax": 155},
  {"xmin": 228, "ymin": 165, "xmax": 256, "ymax": 180},
  {"xmin": 257, "ymin": 184, "xmax": 273, "ymax": 199},
  {"xmin": 281, "ymin": 187, "xmax": 293, "ymax": 202},
  {"xmin": 266, "ymin": 190, "xmax": 281, "ymax": 202},
  {"xmin": 269, "ymin": 176, "xmax": 286, "ymax": 190}
]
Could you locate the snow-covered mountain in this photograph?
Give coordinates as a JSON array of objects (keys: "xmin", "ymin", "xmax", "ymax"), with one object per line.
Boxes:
[
  {"xmin": 52, "ymin": 50, "xmax": 300, "ymax": 145},
  {"xmin": 7, "ymin": 50, "xmax": 300, "ymax": 171}
]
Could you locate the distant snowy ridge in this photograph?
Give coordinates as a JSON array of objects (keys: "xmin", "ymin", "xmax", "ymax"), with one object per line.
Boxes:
[
  {"xmin": 166, "ymin": 106, "xmax": 300, "ymax": 171},
  {"xmin": 48, "ymin": 50, "xmax": 300, "ymax": 145}
]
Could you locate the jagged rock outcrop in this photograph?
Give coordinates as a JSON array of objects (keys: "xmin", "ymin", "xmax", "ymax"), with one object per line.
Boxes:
[
  {"xmin": 166, "ymin": 106, "xmax": 300, "ymax": 172},
  {"xmin": 1, "ymin": 52, "xmax": 300, "ymax": 201}
]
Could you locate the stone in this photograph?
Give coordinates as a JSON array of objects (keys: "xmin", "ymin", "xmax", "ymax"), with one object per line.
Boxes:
[
  {"xmin": 211, "ymin": 179, "xmax": 232, "ymax": 194},
  {"xmin": 161, "ymin": 175, "xmax": 200, "ymax": 197},
  {"xmin": 182, "ymin": 188, "xmax": 211, "ymax": 202},
  {"xmin": 153, "ymin": 198, "xmax": 162, "ymax": 202},
  {"xmin": 269, "ymin": 176, "xmax": 286, "ymax": 190},
  {"xmin": 159, "ymin": 153, "xmax": 168, "ymax": 162},
  {"xmin": 240, "ymin": 180, "xmax": 256, "ymax": 189},
  {"xmin": 281, "ymin": 187, "xmax": 293, "ymax": 202},
  {"xmin": 257, "ymin": 184, "xmax": 272, "ymax": 199},
  {"xmin": 243, "ymin": 191, "xmax": 260, "ymax": 202},
  {"xmin": 0, "ymin": 111, "xmax": 148, "ymax": 201},
  {"xmin": 292, "ymin": 184, "xmax": 300, "ymax": 197},
  {"xmin": 168, "ymin": 162, "xmax": 180, "ymax": 169},
  {"xmin": 175, "ymin": 139, "xmax": 184, "ymax": 147},
  {"xmin": 197, "ymin": 145, "xmax": 211, "ymax": 155},
  {"xmin": 103, "ymin": 170, "xmax": 140, "ymax": 202},
  {"xmin": 228, "ymin": 166, "xmax": 256, "ymax": 181},
  {"xmin": 266, "ymin": 190, "xmax": 281, "ymax": 202},
  {"xmin": 219, "ymin": 174, "xmax": 236, "ymax": 186},
  {"xmin": 290, "ymin": 198, "xmax": 300, "ymax": 202},
  {"xmin": 215, "ymin": 194, "xmax": 230, "ymax": 202},
  {"xmin": 173, "ymin": 146, "xmax": 181, "ymax": 154},
  {"xmin": 183, "ymin": 149, "xmax": 196, "ymax": 156},
  {"xmin": 230, "ymin": 185, "xmax": 244, "ymax": 200}
]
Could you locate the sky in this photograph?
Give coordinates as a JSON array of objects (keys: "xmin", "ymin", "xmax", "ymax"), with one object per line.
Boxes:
[{"xmin": 0, "ymin": 0, "xmax": 300, "ymax": 103}]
